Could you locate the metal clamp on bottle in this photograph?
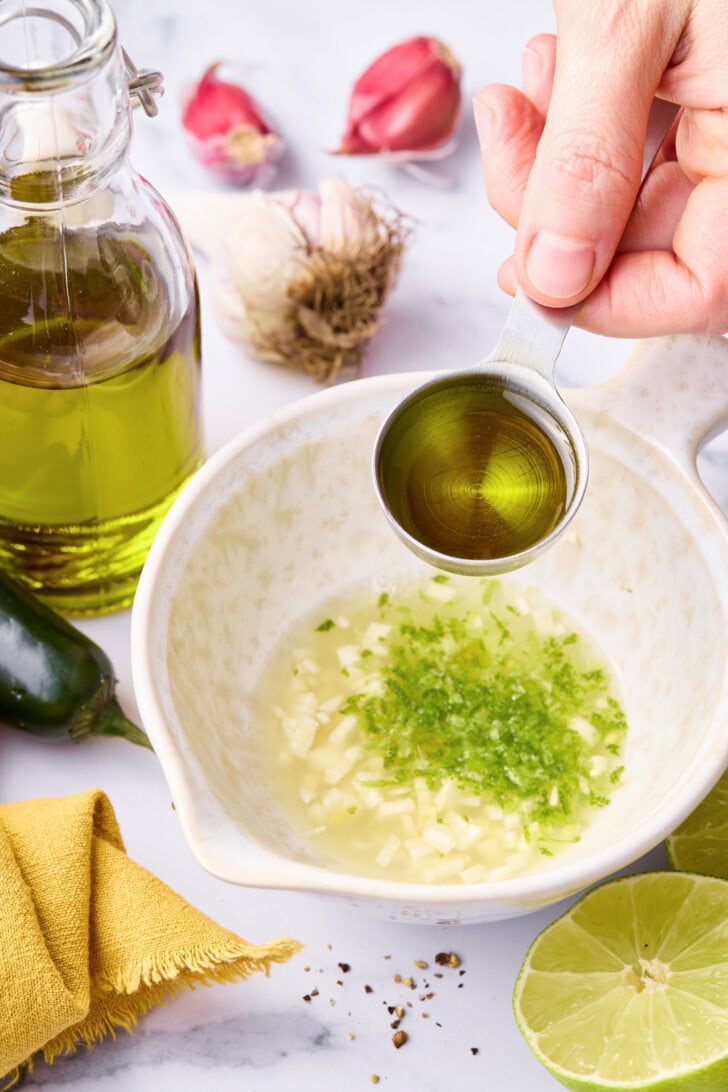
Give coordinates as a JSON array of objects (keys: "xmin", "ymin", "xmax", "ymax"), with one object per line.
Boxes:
[{"xmin": 122, "ymin": 48, "xmax": 162, "ymax": 116}]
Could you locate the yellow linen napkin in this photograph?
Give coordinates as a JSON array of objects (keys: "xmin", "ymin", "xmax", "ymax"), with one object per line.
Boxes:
[{"xmin": 0, "ymin": 789, "xmax": 301, "ymax": 1085}]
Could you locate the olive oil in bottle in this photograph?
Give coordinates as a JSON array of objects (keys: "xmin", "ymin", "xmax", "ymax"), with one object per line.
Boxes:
[
  {"xmin": 0, "ymin": 222, "xmax": 202, "ymax": 614},
  {"xmin": 377, "ymin": 377, "xmax": 568, "ymax": 561},
  {"xmin": 0, "ymin": 0, "xmax": 203, "ymax": 614}
]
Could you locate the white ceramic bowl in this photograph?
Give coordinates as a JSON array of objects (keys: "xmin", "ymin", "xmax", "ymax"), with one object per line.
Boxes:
[{"xmin": 132, "ymin": 335, "xmax": 728, "ymax": 924}]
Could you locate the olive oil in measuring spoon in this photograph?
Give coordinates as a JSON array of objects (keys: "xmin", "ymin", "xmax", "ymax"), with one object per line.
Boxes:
[{"xmin": 376, "ymin": 377, "xmax": 569, "ymax": 562}]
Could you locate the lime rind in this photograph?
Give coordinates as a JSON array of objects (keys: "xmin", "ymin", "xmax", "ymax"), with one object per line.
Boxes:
[{"xmin": 513, "ymin": 872, "xmax": 728, "ymax": 1091}]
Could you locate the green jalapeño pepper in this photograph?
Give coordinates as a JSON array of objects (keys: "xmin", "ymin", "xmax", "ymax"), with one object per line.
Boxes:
[{"xmin": 0, "ymin": 571, "xmax": 151, "ymax": 748}]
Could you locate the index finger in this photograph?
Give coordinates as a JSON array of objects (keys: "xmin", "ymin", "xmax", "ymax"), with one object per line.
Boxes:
[{"xmin": 514, "ymin": 0, "xmax": 687, "ymax": 305}]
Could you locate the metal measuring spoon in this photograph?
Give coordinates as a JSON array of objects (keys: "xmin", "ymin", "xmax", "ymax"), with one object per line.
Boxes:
[{"xmin": 374, "ymin": 98, "xmax": 679, "ymax": 576}]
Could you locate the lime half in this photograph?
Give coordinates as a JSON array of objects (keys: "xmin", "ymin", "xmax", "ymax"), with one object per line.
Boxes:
[
  {"xmin": 513, "ymin": 872, "xmax": 728, "ymax": 1090},
  {"xmin": 666, "ymin": 768, "xmax": 728, "ymax": 879}
]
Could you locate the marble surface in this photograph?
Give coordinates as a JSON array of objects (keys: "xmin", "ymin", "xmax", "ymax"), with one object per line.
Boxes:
[{"xmin": 2, "ymin": 0, "xmax": 728, "ymax": 1088}]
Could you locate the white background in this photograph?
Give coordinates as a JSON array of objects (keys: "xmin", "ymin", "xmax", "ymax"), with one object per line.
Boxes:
[{"xmin": 2, "ymin": 1, "xmax": 725, "ymax": 1089}]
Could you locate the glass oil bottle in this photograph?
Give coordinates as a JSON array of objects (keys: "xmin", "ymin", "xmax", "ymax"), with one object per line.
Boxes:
[{"xmin": 0, "ymin": 0, "xmax": 203, "ymax": 613}]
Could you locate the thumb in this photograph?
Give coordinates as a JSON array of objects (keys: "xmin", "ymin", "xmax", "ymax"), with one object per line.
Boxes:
[{"xmin": 514, "ymin": 5, "xmax": 684, "ymax": 305}]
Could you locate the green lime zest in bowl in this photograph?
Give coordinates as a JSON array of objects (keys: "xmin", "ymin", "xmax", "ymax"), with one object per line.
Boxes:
[
  {"xmin": 261, "ymin": 574, "xmax": 628, "ymax": 882},
  {"xmin": 340, "ymin": 580, "xmax": 626, "ymax": 842}
]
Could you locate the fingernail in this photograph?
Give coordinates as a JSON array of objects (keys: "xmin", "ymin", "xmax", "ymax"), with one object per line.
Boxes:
[{"xmin": 525, "ymin": 232, "xmax": 596, "ymax": 299}]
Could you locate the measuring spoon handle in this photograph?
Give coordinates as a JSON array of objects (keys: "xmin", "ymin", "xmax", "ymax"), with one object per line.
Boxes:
[{"xmin": 485, "ymin": 98, "xmax": 680, "ymax": 381}]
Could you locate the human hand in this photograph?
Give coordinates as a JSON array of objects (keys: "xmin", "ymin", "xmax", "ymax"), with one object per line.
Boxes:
[{"xmin": 473, "ymin": 0, "xmax": 728, "ymax": 336}]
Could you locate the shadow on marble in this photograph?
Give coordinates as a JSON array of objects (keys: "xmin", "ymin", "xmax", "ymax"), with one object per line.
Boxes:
[{"xmin": 23, "ymin": 1011, "xmax": 332, "ymax": 1086}]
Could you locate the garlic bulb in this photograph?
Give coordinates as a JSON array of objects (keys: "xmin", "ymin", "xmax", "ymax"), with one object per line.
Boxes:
[{"xmin": 211, "ymin": 178, "xmax": 408, "ymax": 381}]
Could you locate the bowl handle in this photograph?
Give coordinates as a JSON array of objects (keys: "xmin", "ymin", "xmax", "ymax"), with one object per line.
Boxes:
[{"xmin": 579, "ymin": 335, "xmax": 728, "ymax": 475}]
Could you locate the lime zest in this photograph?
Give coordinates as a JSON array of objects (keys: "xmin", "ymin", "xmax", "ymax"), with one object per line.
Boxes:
[{"xmin": 337, "ymin": 594, "xmax": 626, "ymax": 840}]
